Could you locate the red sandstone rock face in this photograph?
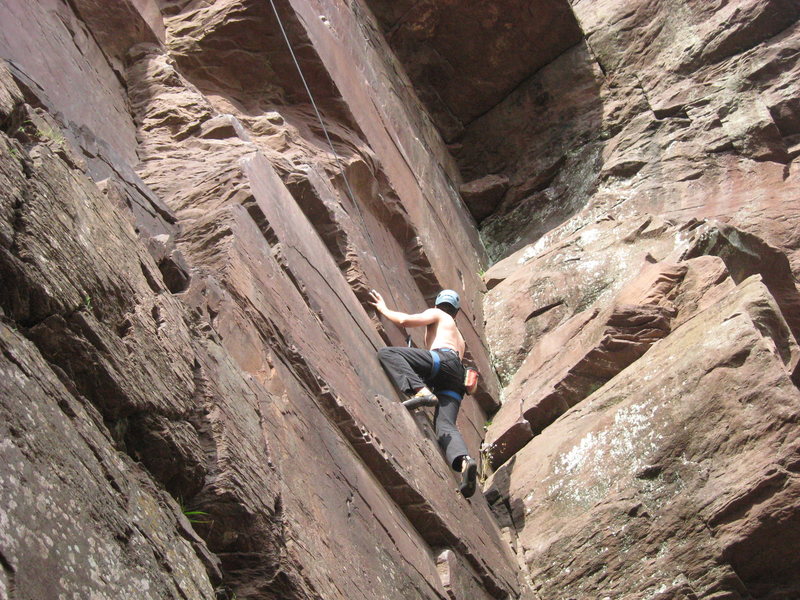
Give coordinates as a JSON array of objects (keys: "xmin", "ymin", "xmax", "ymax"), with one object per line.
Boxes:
[
  {"xmin": 0, "ymin": 0, "xmax": 521, "ymax": 598},
  {"xmin": 486, "ymin": 275, "xmax": 800, "ymax": 599},
  {"xmin": 456, "ymin": 0, "xmax": 800, "ymax": 268},
  {"xmin": 470, "ymin": 3, "xmax": 800, "ymax": 593},
  {"xmin": 3, "ymin": 0, "xmax": 800, "ymax": 598},
  {"xmin": 125, "ymin": 38, "xmax": 519, "ymax": 595}
]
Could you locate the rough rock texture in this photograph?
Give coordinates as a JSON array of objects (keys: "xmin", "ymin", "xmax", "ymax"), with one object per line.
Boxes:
[
  {"xmin": 482, "ymin": 212, "xmax": 800, "ymax": 596},
  {"xmin": 484, "ymin": 214, "xmax": 800, "ymax": 468},
  {"xmin": 0, "ymin": 322, "xmax": 217, "ymax": 600},
  {"xmin": 0, "ymin": 0, "xmax": 523, "ymax": 598},
  {"xmin": 455, "ymin": 0, "xmax": 800, "ymax": 266},
  {"xmin": 486, "ymin": 261, "xmax": 683, "ymax": 468},
  {"xmin": 486, "ymin": 275, "xmax": 800, "ymax": 599}
]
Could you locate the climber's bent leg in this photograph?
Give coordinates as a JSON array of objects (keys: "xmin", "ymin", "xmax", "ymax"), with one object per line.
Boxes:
[{"xmin": 377, "ymin": 346, "xmax": 435, "ymax": 395}]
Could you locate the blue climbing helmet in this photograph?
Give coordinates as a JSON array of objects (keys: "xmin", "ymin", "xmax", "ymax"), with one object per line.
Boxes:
[{"xmin": 435, "ymin": 289, "xmax": 460, "ymax": 311}]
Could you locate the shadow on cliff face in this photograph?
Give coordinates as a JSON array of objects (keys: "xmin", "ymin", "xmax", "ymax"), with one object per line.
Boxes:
[
  {"xmin": 453, "ymin": 40, "xmax": 606, "ymax": 263},
  {"xmin": 449, "ymin": 0, "xmax": 800, "ymax": 267},
  {"xmin": 362, "ymin": 0, "xmax": 584, "ymax": 142},
  {"xmin": 354, "ymin": 0, "xmax": 604, "ymax": 264}
]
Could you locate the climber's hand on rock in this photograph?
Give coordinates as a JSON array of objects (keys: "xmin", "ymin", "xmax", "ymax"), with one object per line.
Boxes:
[{"xmin": 369, "ymin": 290, "xmax": 387, "ymax": 313}]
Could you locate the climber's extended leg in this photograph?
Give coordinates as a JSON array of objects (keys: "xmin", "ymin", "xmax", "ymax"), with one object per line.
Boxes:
[
  {"xmin": 434, "ymin": 392, "xmax": 478, "ymax": 496},
  {"xmin": 433, "ymin": 392, "xmax": 469, "ymax": 468}
]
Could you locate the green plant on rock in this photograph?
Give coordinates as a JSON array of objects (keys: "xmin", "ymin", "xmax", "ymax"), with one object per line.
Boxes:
[
  {"xmin": 38, "ymin": 123, "xmax": 66, "ymax": 146},
  {"xmin": 182, "ymin": 509, "xmax": 211, "ymax": 525},
  {"xmin": 178, "ymin": 497, "xmax": 211, "ymax": 525},
  {"xmin": 18, "ymin": 119, "xmax": 66, "ymax": 147}
]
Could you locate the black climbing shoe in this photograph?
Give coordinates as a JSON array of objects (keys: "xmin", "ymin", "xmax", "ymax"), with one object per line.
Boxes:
[
  {"xmin": 459, "ymin": 457, "xmax": 478, "ymax": 498},
  {"xmin": 403, "ymin": 391, "xmax": 438, "ymax": 410}
]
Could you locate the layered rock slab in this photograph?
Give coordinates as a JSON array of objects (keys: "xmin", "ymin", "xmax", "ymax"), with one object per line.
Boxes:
[
  {"xmin": 363, "ymin": 0, "xmax": 583, "ymax": 140},
  {"xmin": 459, "ymin": 1, "xmax": 800, "ymax": 267},
  {"xmin": 485, "ymin": 293, "xmax": 677, "ymax": 469},
  {"xmin": 125, "ymin": 42, "xmax": 523, "ymax": 597},
  {"xmin": 485, "ymin": 254, "xmax": 742, "ymax": 469},
  {"xmin": 0, "ymin": 0, "xmax": 150, "ymax": 165},
  {"xmin": 157, "ymin": 140, "xmax": 520, "ymax": 598},
  {"xmin": 0, "ymin": 126, "xmax": 221, "ymax": 597},
  {"xmin": 486, "ymin": 275, "xmax": 800, "ymax": 599},
  {"xmin": 282, "ymin": 0, "xmax": 501, "ymax": 407},
  {"xmin": 484, "ymin": 215, "xmax": 693, "ymax": 385},
  {"xmin": 483, "ymin": 213, "xmax": 800, "ymax": 471}
]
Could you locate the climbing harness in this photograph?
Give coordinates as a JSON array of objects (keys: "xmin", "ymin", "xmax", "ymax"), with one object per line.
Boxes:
[
  {"xmin": 429, "ymin": 349, "xmax": 441, "ymax": 378},
  {"xmin": 428, "ymin": 349, "xmax": 465, "ymax": 401}
]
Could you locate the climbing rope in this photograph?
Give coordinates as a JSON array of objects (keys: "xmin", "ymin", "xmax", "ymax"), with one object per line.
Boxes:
[{"xmin": 266, "ymin": 0, "xmax": 410, "ymax": 343}]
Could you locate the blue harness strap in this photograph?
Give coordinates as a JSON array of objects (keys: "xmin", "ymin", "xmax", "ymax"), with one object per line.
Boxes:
[
  {"xmin": 429, "ymin": 350, "xmax": 441, "ymax": 379},
  {"xmin": 437, "ymin": 389, "xmax": 463, "ymax": 401}
]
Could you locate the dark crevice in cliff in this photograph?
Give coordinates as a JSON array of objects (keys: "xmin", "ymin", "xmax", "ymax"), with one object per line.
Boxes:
[
  {"xmin": 583, "ymin": 36, "xmax": 609, "ymax": 78},
  {"xmin": 455, "ymin": 41, "xmax": 587, "ymax": 141},
  {"xmin": 526, "ymin": 300, "xmax": 565, "ymax": 322},
  {"xmin": 0, "ymin": 548, "xmax": 16, "ymax": 597},
  {"xmin": 7, "ymin": 190, "xmax": 26, "ymax": 257}
]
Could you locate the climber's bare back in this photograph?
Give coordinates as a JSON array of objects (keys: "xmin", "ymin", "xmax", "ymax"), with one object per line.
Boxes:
[{"xmin": 425, "ymin": 309, "xmax": 465, "ymax": 356}]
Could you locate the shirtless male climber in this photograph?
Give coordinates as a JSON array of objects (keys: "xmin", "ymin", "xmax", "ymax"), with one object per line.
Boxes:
[{"xmin": 368, "ymin": 289, "xmax": 478, "ymax": 498}]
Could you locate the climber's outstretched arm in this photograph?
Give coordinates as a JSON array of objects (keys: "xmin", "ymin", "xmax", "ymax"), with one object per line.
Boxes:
[{"xmin": 369, "ymin": 290, "xmax": 439, "ymax": 328}]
